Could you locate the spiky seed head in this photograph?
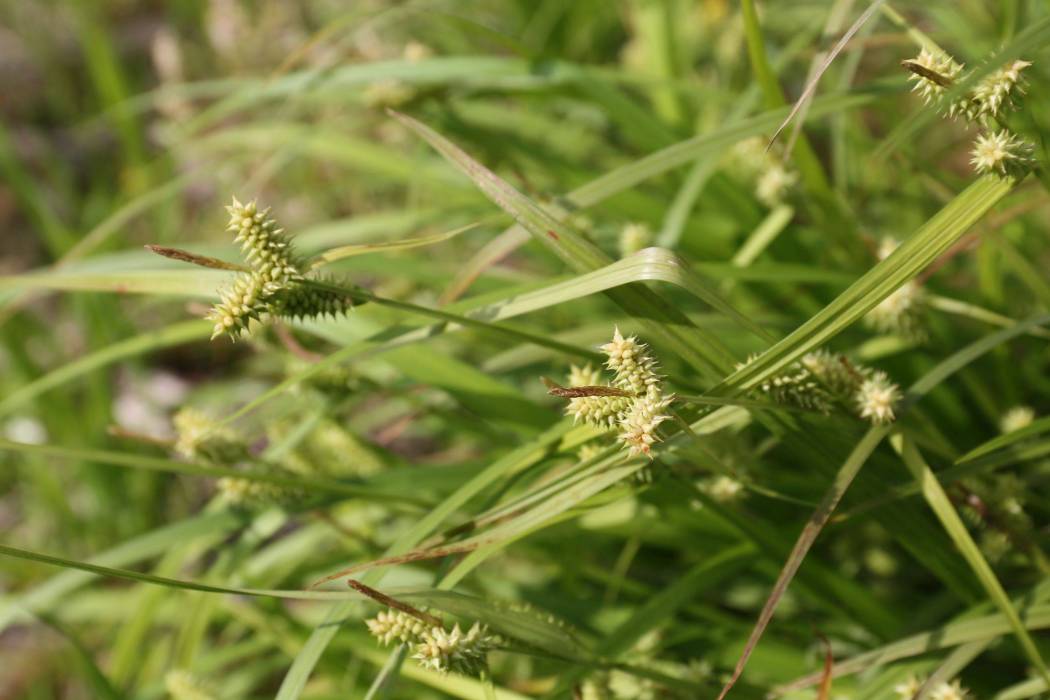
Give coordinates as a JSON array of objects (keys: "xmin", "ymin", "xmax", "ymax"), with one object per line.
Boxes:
[
  {"xmin": 1000, "ymin": 405, "xmax": 1035, "ymax": 434},
  {"xmin": 207, "ymin": 271, "xmax": 277, "ymax": 339},
  {"xmin": 801, "ymin": 350, "xmax": 863, "ymax": 395},
  {"xmin": 970, "ymin": 130, "xmax": 1033, "ymax": 176},
  {"xmin": 271, "ymin": 284, "xmax": 355, "ymax": 320},
  {"xmin": 855, "ymin": 371, "xmax": 901, "ymax": 424},
  {"xmin": 366, "ymin": 609, "xmax": 429, "ymax": 646},
  {"xmin": 226, "ymin": 197, "xmax": 303, "ymax": 281},
  {"xmin": 930, "ymin": 679, "xmax": 970, "ymax": 700},
  {"xmin": 894, "ymin": 675, "xmax": 923, "ymax": 699},
  {"xmin": 744, "ymin": 353, "xmax": 835, "ymax": 414},
  {"xmin": 907, "ymin": 48, "xmax": 963, "ymax": 104},
  {"xmin": 567, "ymin": 394, "xmax": 632, "ymax": 428},
  {"xmin": 951, "ymin": 59, "xmax": 1032, "ymax": 121},
  {"xmin": 601, "ymin": 327, "xmax": 662, "ymax": 396},
  {"xmin": 216, "ymin": 472, "xmax": 302, "ymax": 508},
  {"xmin": 173, "ymin": 407, "xmax": 247, "ymax": 464},
  {"xmin": 617, "ymin": 391, "xmax": 673, "ymax": 458},
  {"xmin": 755, "ymin": 162, "xmax": 798, "ymax": 206},
  {"xmin": 412, "ymin": 622, "xmax": 497, "ymax": 677}
]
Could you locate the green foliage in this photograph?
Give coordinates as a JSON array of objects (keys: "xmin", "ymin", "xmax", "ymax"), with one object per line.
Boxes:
[{"xmin": 2, "ymin": 2, "xmax": 1050, "ymax": 699}]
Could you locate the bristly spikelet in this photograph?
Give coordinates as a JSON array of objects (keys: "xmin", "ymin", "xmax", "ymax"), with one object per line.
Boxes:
[
  {"xmin": 726, "ymin": 136, "xmax": 798, "ymax": 206},
  {"xmin": 558, "ymin": 330, "xmax": 673, "ymax": 459},
  {"xmin": 216, "ymin": 470, "xmax": 303, "ymax": 508},
  {"xmin": 739, "ymin": 354, "xmax": 834, "ymax": 414},
  {"xmin": 173, "ymin": 407, "xmax": 247, "ymax": 464},
  {"xmin": 906, "ymin": 48, "xmax": 964, "ymax": 105},
  {"xmin": 800, "ymin": 350, "xmax": 863, "ymax": 396},
  {"xmin": 929, "ymin": 679, "xmax": 971, "ymax": 700},
  {"xmin": 754, "ymin": 162, "xmax": 798, "ymax": 207},
  {"xmin": 206, "ymin": 198, "xmax": 357, "ymax": 340},
  {"xmin": 567, "ymin": 394, "xmax": 632, "ymax": 428},
  {"xmin": 271, "ymin": 283, "xmax": 355, "ymax": 320},
  {"xmin": 894, "ymin": 675, "xmax": 923, "ymax": 699},
  {"xmin": 950, "ymin": 59, "xmax": 1032, "ymax": 122},
  {"xmin": 601, "ymin": 327, "xmax": 662, "ymax": 397},
  {"xmin": 226, "ymin": 197, "xmax": 303, "ymax": 282},
  {"xmin": 855, "ymin": 371, "xmax": 902, "ymax": 424},
  {"xmin": 366, "ymin": 609, "xmax": 429, "ymax": 646},
  {"xmin": 617, "ymin": 391, "xmax": 673, "ymax": 457},
  {"xmin": 970, "ymin": 130, "xmax": 1033, "ymax": 176},
  {"xmin": 207, "ymin": 271, "xmax": 279, "ymax": 339},
  {"xmin": 411, "ymin": 622, "xmax": 498, "ymax": 676}
]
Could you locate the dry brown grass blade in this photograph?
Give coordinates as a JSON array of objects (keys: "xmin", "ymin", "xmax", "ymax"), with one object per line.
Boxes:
[
  {"xmin": 716, "ymin": 426, "xmax": 891, "ymax": 699},
  {"xmin": 771, "ymin": 0, "xmax": 885, "ymax": 153},
  {"xmin": 144, "ymin": 244, "xmax": 249, "ymax": 271},
  {"xmin": 347, "ymin": 579, "xmax": 443, "ymax": 627},
  {"xmin": 817, "ymin": 631, "xmax": 834, "ymax": 700},
  {"xmin": 309, "ymin": 539, "xmax": 489, "ymax": 589}
]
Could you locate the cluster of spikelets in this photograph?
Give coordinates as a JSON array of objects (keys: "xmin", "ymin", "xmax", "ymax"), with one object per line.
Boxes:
[
  {"xmin": 563, "ymin": 329, "xmax": 673, "ymax": 458},
  {"xmin": 207, "ymin": 198, "xmax": 355, "ymax": 340},
  {"xmin": 895, "ymin": 675, "xmax": 970, "ymax": 700},
  {"xmin": 864, "ymin": 237, "xmax": 927, "ymax": 339},
  {"xmin": 726, "ymin": 136, "xmax": 799, "ymax": 206},
  {"xmin": 741, "ymin": 349, "xmax": 902, "ymax": 425},
  {"xmin": 172, "ymin": 407, "xmax": 301, "ymax": 507},
  {"xmin": 905, "ymin": 48, "xmax": 1034, "ymax": 176},
  {"xmin": 365, "ymin": 609, "xmax": 499, "ymax": 677}
]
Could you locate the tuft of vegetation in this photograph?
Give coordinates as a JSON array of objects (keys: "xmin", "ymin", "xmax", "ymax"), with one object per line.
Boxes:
[{"xmin": 2, "ymin": 2, "xmax": 1050, "ymax": 699}]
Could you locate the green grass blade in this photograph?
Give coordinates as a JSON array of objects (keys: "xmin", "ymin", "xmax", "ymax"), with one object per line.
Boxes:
[{"xmin": 893, "ymin": 435, "xmax": 1050, "ymax": 686}]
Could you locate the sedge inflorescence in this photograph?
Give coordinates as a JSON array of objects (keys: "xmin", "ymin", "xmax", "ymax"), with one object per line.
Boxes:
[
  {"xmin": 365, "ymin": 609, "xmax": 499, "ymax": 677},
  {"xmin": 744, "ymin": 349, "xmax": 902, "ymax": 425},
  {"xmin": 172, "ymin": 407, "xmax": 302, "ymax": 507},
  {"xmin": 563, "ymin": 328, "xmax": 673, "ymax": 459},
  {"xmin": 904, "ymin": 48, "xmax": 1034, "ymax": 177},
  {"xmin": 894, "ymin": 675, "xmax": 971, "ymax": 700},
  {"xmin": 208, "ymin": 198, "xmax": 356, "ymax": 340}
]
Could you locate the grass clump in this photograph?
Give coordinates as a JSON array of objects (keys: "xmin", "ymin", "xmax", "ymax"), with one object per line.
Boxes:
[{"xmin": 3, "ymin": 2, "xmax": 1050, "ymax": 699}]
